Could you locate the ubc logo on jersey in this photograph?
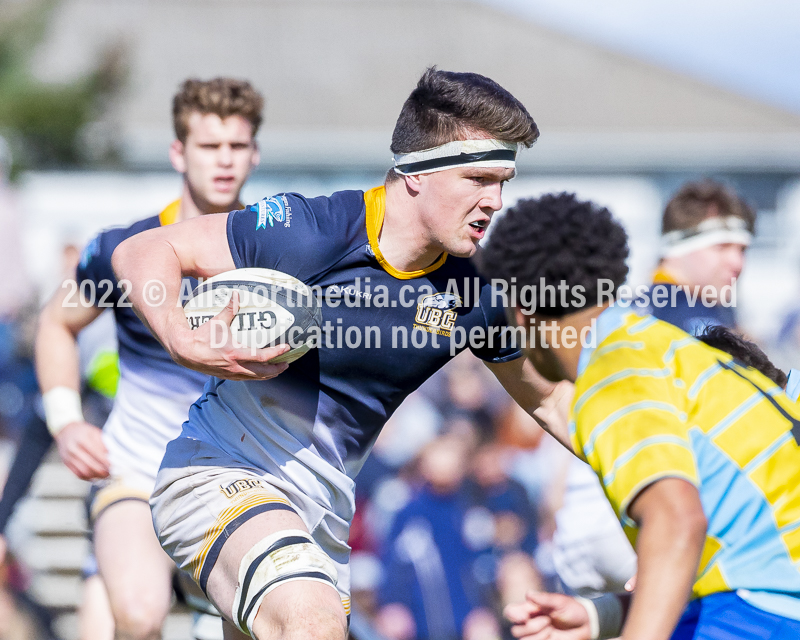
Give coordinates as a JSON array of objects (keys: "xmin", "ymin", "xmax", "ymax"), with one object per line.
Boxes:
[
  {"xmin": 414, "ymin": 293, "xmax": 461, "ymax": 336},
  {"xmin": 220, "ymin": 478, "xmax": 265, "ymax": 499},
  {"xmin": 254, "ymin": 196, "xmax": 291, "ymax": 230}
]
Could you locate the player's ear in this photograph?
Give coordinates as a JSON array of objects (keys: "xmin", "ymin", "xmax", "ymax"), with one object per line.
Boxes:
[
  {"xmin": 250, "ymin": 141, "xmax": 261, "ymax": 169},
  {"xmin": 403, "ymin": 173, "xmax": 423, "ymax": 196},
  {"xmin": 169, "ymin": 140, "xmax": 187, "ymax": 174}
]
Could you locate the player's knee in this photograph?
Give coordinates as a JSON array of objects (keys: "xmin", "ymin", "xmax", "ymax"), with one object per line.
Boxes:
[
  {"xmin": 113, "ymin": 612, "xmax": 161, "ymax": 640},
  {"xmin": 111, "ymin": 593, "xmax": 169, "ymax": 640},
  {"xmin": 253, "ymin": 593, "xmax": 346, "ymax": 640},
  {"xmin": 277, "ymin": 603, "xmax": 347, "ymax": 640}
]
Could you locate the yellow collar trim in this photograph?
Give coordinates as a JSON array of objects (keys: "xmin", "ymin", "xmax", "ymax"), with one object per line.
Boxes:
[
  {"xmin": 159, "ymin": 199, "xmax": 244, "ymax": 226},
  {"xmin": 364, "ymin": 186, "xmax": 447, "ymax": 280},
  {"xmin": 158, "ymin": 199, "xmax": 181, "ymax": 226},
  {"xmin": 652, "ymin": 267, "xmax": 680, "ymax": 285}
]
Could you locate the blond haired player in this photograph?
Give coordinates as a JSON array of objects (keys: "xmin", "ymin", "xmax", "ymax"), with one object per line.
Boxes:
[{"xmin": 36, "ymin": 78, "xmax": 262, "ymax": 640}]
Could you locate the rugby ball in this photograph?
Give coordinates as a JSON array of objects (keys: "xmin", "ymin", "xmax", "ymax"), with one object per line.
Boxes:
[{"xmin": 183, "ymin": 268, "xmax": 321, "ymax": 364}]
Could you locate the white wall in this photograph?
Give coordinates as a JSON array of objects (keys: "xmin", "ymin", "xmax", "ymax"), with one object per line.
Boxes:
[
  {"xmin": 13, "ymin": 171, "xmax": 800, "ymax": 354},
  {"xmin": 15, "ymin": 170, "xmax": 382, "ymax": 297}
]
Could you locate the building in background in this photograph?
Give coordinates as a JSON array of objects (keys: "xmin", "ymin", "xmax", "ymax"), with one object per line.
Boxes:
[{"xmin": 14, "ymin": 0, "xmax": 800, "ymax": 341}]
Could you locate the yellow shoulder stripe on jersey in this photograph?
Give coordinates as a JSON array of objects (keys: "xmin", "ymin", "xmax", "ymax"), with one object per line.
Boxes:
[
  {"xmin": 364, "ymin": 186, "xmax": 448, "ymax": 280},
  {"xmin": 159, "ymin": 199, "xmax": 181, "ymax": 226},
  {"xmin": 159, "ymin": 198, "xmax": 244, "ymax": 227},
  {"xmin": 651, "ymin": 267, "xmax": 680, "ymax": 285}
]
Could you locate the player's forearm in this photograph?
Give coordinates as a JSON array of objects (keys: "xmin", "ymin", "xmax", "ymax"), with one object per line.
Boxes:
[
  {"xmin": 111, "ymin": 231, "xmax": 189, "ymax": 356},
  {"xmin": 622, "ymin": 487, "xmax": 706, "ymax": 640},
  {"xmin": 35, "ymin": 300, "xmax": 84, "ymax": 393},
  {"xmin": 485, "ymin": 358, "xmax": 573, "ymax": 449},
  {"xmin": 35, "ymin": 289, "xmax": 106, "ymax": 435},
  {"xmin": 514, "ymin": 357, "xmax": 557, "ymax": 411}
]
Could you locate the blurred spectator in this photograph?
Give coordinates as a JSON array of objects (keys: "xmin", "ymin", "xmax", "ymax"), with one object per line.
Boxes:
[
  {"xmin": 464, "ymin": 437, "xmax": 540, "ymax": 589},
  {"xmin": 0, "ymin": 241, "xmax": 116, "ymax": 640},
  {"xmin": 376, "ymin": 433, "xmax": 489, "ymax": 640},
  {"xmin": 423, "ymin": 351, "xmax": 507, "ymax": 427},
  {"xmin": 0, "ymin": 303, "xmax": 42, "ymax": 441}
]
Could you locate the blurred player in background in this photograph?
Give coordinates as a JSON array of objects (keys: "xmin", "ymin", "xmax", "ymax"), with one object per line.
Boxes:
[
  {"xmin": 480, "ymin": 193, "xmax": 800, "ymax": 640},
  {"xmin": 35, "ymin": 77, "xmax": 263, "ymax": 640},
  {"xmin": 649, "ymin": 179, "xmax": 755, "ymax": 334},
  {"xmin": 112, "ymin": 67, "xmax": 559, "ymax": 640}
]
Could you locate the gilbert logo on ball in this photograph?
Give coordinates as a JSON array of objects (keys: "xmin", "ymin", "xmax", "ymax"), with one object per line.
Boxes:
[{"xmin": 183, "ymin": 268, "xmax": 321, "ymax": 364}]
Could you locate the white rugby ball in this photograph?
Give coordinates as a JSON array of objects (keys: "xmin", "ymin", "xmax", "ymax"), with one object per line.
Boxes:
[{"xmin": 183, "ymin": 268, "xmax": 321, "ymax": 364}]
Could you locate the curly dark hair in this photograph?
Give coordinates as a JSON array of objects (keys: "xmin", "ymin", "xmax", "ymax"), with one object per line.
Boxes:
[
  {"xmin": 477, "ymin": 193, "xmax": 629, "ymax": 317},
  {"xmin": 697, "ymin": 325, "xmax": 787, "ymax": 387}
]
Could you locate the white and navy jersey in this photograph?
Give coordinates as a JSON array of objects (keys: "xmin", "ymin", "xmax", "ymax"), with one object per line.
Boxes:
[
  {"xmin": 77, "ymin": 202, "xmax": 209, "ymax": 481},
  {"xmin": 169, "ymin": 186, "xmax": 521, "ymax": 526},
  {"xmin": 76, "ymin": 206, "xmax": 208, "ymax": 400}
]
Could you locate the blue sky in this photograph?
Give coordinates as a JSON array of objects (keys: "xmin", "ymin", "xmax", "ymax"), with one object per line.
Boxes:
[{"xmin": 478, "ymin": 0, "xmax": 800, "ymax": 114}]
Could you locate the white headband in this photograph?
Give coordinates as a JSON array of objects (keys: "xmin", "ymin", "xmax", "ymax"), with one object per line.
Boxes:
[
  {"xmin": 393, "ymin": 139, "xmax": 520, "ymax": 176},
  {"xmin": 660, "ymin": 216, "xmax": 753, "ymax": 258}
]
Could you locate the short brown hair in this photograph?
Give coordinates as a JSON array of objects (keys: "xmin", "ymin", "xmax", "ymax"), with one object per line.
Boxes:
[
  {"xmin": 172, "ymin": 78, "xmax": 264, "ymax": 143},
  {"xmin": 662, "ymin": 179, "xmax": 756, "ymax": 235},
  {"xmin": 390, "ymin": 67, "xmax": 538, "ymax": 161}
]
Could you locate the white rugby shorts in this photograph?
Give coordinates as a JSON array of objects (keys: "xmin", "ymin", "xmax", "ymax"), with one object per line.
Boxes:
[{"xmin": 150, "ymin": 436, "xmax": 352, "ymax": 616}]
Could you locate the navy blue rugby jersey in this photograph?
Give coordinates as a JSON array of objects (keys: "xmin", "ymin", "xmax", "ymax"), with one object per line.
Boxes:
[
  {"xmin": 642, "ymin": 268, "xmax": 736, "ymax": 336},
  {"xmin": 183, "ymin": 186, "xmax": 521, "ymax": 480},
  {"xmin": 76, "ymin": 200, "xmax": 208, "ymax": 398}
]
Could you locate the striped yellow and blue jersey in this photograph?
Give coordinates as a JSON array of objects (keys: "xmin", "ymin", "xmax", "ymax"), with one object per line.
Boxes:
[{"xmin": 570, "ymin": 304, "xmax": 800, "ymax": 618}]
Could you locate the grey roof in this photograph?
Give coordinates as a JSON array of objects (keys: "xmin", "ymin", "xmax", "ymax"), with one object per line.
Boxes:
[{"xmin": 32, "ymin": 0, "xmax": 800, "ymax": 171}]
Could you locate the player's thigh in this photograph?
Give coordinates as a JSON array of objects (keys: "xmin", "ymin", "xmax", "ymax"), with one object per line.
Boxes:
[
  {"xmin": 206, "ymin": 509, "xmax": 346, "ymax": 638},
  {"xmin": 93, "ymin": 498, "xmax": 174, "ymax": 612},
  {"xmin": 151, "ymin": 443, "xmax": 347, "ymax": 636},
  {"xmin": 205, "ymin": 507, "xmax": 306, "ymax": 610}
]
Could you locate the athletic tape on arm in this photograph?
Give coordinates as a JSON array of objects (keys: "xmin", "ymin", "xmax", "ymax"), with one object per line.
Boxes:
[{"xmin": 42, "ymin": 386, "xmax": 84, "ymax": 437}]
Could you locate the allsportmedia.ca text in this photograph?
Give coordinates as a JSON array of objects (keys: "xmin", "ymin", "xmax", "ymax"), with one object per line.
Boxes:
[{"xmin": 61, "ymin": 276, "xmax": 737, "ymax": 312}]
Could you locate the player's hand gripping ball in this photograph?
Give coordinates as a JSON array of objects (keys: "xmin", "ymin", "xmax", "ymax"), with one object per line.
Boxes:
[{"xmin": 183, "ymin": 268, "xmax": 321, "ymax": 364}]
